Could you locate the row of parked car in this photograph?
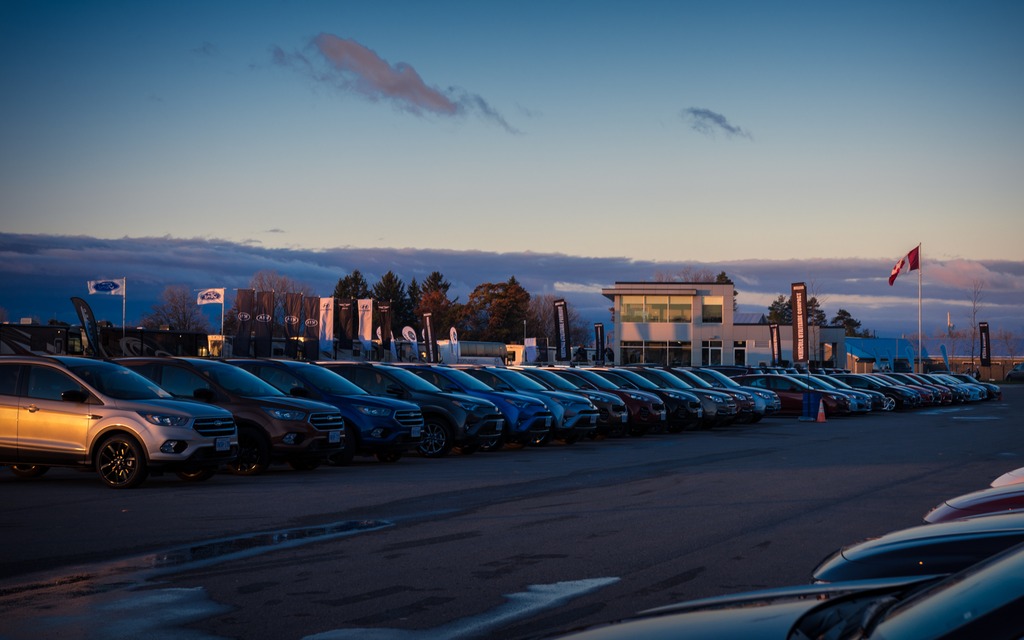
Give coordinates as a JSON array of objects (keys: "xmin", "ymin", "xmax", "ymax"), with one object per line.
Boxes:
[
  {"xmin": 560, "ymin": 450, "xmax": 1024, "ymax": 638},
  {"xmin": 0, "ymin": 356, "xmax": 1001, "ymax": 489},
  {"xmin": 728, "ymin": 367, "xmax": 1001, "ymax": 417}
]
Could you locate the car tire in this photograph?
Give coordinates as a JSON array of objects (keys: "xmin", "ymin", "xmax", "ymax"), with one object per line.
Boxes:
[
  {"xmin": 96, "ymin": 434, "xmax": 149, "ymax": 489},
  {"xmin": 176, "ymin": 468, "xmax": 217, "ymax": 482},
  {"xmin": 10, "ymin": 464, "xmax": 49, "ymax": 479},
  {"xmin": 227, "ymin": 430, "xmax": 271, "ymax": 475},
  {"xmin": 418, "ymin": 418, "xmax": 454, "ymax": 458}
]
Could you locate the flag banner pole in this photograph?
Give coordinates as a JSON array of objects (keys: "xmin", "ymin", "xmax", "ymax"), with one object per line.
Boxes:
[{"xmin": 917, "ymin": 244, "xmax": 922, "ymax": 373}]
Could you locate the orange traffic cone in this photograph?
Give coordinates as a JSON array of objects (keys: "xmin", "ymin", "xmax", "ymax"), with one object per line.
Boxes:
[{"xmin": 816, "ymin": 399, "xmax": 827, "ymax": 423}]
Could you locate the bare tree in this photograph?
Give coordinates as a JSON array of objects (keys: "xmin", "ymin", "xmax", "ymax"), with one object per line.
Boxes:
[
  {"xmin": 140, "ymin": 285, "xmax": 210, "ymax": 331},
  {"xmin": 655, "ymin": 267, "xmax": 717, "ymax": 283},
  {"xmin": 995, "ymin": 327, "xmax": 1020, "ymax": 362},
  {"xmin": 0, "ymin": 306, "xmax": 7, "ymax": 323},
  {"xmin": 525, "ymin": 293, "xmax": 589, "ymax": 349}
]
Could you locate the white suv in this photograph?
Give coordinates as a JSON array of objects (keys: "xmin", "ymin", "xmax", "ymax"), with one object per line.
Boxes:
[{"xmin": 0, "ymin": 356, "xmax": 237, "ymax": 488}]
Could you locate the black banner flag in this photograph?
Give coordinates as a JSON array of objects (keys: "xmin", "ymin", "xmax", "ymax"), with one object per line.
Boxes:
[
  {"xmin": 336, "ymin": 299, "xmax": 355, "ymax": 350},
  {"xmin": 553, "ymin": 298, "xmax": 570, "ymax": 361},
  {"xmin": 769, "ymin": 323, "xmax": 782, "ymax": 367},
  {"xmin": 233, "ymin": 288, "xmax": 255, "ymax": 357},
  {"xmin": 980, "ymin": 321, "xmax": 991, "ymax": 367},
  {"xmin": 253, "ymin": 290, "xmax": 274, "ymax": 358},
  {"xmin": 594, "ymin": 323, "xmax": 605, "ymax": 365},
  {"xmin": 71, "ymin": 296, "xmax": 107, "ymax": 358},
  {"xmin": 422, "ymin": 312, "xmax": 437, "ymax": 363},
  {"xmin": 284, "ymin": 292, "xmax": 302, "ymax": 358},
  {"xmin": 302, "ymin": 296, "xmax": 320, "ymax": 361}
]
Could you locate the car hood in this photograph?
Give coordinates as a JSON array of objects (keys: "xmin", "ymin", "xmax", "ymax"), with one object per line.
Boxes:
[
  {"xmin": 112, "ymin": 397, "xmax": 234, "ymax": 418},
  {"xmin": 322, "ymin": 393, "xmax": 420, "ymax": 411},
  {"xmin": 247, "ymin": 395, "xmax": 340, "ymax": 412}
]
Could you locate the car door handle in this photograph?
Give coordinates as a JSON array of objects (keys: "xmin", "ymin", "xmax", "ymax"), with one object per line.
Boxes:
[{"xmin": 26, "ymin": 404, "xmax": 40, "ymax": 413}]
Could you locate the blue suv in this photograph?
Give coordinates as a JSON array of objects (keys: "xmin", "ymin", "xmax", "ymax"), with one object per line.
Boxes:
[
  {"xmin": 228, "ymin": 359, "xmax": 423, "ymax": 463},
  {"xmin": 395, "ymin": 364, "xmax": 553, "ymax": 450}
]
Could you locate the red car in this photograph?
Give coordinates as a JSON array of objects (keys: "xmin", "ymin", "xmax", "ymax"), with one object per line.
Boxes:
[
  {"xmin": 924, "ymin": 483, "xmax": 1024, "ymax": 523},
  {"xmin": 732, "ymin": 373, "xmax": 850, "ymax": 417}
]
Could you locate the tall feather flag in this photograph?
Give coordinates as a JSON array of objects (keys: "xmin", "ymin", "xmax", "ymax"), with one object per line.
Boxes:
[{"xmin": 888, "ymin": 245, "xmax": 921, "ymax": 286}]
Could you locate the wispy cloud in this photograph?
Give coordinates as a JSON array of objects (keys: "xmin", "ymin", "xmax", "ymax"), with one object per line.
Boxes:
[
  {"xmin": 272, "ymin": 34, "xmax": 520, "ymax": 134},
  {"xmin": 682, "ymin": 107, "xmax": 752, "ymax": 139}
]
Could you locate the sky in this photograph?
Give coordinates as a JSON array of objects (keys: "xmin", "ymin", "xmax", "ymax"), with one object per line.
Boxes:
[{"xmin": 1, "ymin": 1, "xmax": 1022, "ymax": 348}]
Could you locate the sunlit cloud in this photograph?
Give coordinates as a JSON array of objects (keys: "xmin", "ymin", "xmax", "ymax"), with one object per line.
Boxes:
[{"xmin": 271, "ymin": 34, "xmax": 520, "ymax": 133}]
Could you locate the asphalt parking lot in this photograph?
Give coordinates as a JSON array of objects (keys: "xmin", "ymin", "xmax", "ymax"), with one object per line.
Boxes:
[{"xmin": 1, "ymin": 385, "xmax": 1021, "ymax": 640}]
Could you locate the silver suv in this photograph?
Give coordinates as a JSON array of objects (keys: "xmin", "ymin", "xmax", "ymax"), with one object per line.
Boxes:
[{"xmin": 0, "ymin": 356, "xmax": 237, "ymax": 488}]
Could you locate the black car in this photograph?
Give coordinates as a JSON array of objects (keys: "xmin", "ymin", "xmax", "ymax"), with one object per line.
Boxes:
[
  {"xmin": 319, "ymin": 362, "xmax": 503, "ymax": 458},
  {"xmin": 558, "ymin": 542, "xmax": 1024, "ymax": 639},
  {"xmin": 813, "ymin": 511, "xmax": 1024, "ymax": 582},
  {"xmin": 512, "ymin": 366, "xmax": 630, "ymax": 438},
  {"xmin": 229, "ymin": 359, "xmax": 423, "ymax": 463}
]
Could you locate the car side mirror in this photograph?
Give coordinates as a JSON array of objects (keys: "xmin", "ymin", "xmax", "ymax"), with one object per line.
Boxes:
[{"xmin": 61, "ymin": 389, "xmax": 88, "ymax": 403}]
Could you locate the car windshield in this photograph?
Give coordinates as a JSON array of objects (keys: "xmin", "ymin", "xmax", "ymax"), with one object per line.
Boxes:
[
  {"xmin": 818, "ymin": 375, "xmax": 855, "ymax": 390},
  {"xmin": 691, "ymin": 368, "xmax": 741, "ymax": 388},
  {"xmin": 559, "ymin": 368, "xmax": 619, "ymax": 391},
  {"xmin": 488, "ymin": 368, "xmax": 548, "ymax": 391},
  {"xmin": 672, "ymin": 369, "xmax": 715, "ymax": 389},
  {"xmin": 379, "ymin": 366, "xmax": 443, "ymax": 392},
  {"xmin": 602, "ymin": 369, "xmax": 658, "ymax": 390},
  {"xmin": 65, "ymin": 360, "xmax": 172, "ymax": 400},
  {"xmin": 296, "ymin": 364, "xmax": 369, "ymax": 396},
  {"xmin": 515, "ymin": 368, "xmax": 571, "ymax": 390},
  {"xmin": 195, "ymin": 361, "xmax": 286, "ymax": 397},
  {"xmin": 433, "ymin": 367, "xmax": 494, "ymax": 392}
]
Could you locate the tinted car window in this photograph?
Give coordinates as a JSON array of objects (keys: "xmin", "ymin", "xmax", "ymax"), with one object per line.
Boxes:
[
  {"xmin": 161, "ymin": 366, "xmax": 213, "ymax": 398},
  {"xmin": 26, "ymin": 366, "xmax": 82, "ymax": 401},
  {"xmin": 0, "ymin": 364, "xmax": 19, "ymax": 396},
  {"xmin": 66, "ymin": 360, "xmax": 169, "ymax": 400}
]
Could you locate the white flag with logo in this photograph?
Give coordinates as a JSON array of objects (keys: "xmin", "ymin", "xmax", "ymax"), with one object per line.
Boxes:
[
  {"xmin": 196, "ymin": 288, "xmax": 225, "ymax": 305},
  {"xmin": 319, "ymin": 297, "xmax": 334, "ymax": 353},
  {"xmin": 87, "ymin": 278, "xmax": 126, "ymax": 296},
  {"xmin": 358, "ymin": 298, "xmax": 374, "ymax": 351}
]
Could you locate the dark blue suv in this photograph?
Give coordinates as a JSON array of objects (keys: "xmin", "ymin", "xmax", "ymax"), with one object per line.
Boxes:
[
  {"xmin": 395, "ymin": 364, "xmax": 553, "ymax": 450},
  {"xmin": 229, "ymin": 359, "xmax": 423, "ymax": 463}
]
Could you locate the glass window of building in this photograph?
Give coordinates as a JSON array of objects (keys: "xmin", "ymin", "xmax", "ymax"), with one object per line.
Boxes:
[
  {"xmin": 668, "ymin": 298, "xmax": 692, "ymax": 323},
  {"xmin": 702, "ymin": 296, "xmax": 723, "ymax": 324},
  {"xmin": 645, "ymin": 296, "xmax": 668, "ymax": 323},
  {"xmin": 701, "ymin": 340, "xmax": 723, "ymax": 365},
  {"xmin": 621, "ymin": 296, "xmax": 645, "ymax": 322},
  {"xmin": 733, "ymin": 341, "xmax": 746, "ymax": 366},
  {"xmin": 668, "ymin": 341, "xmax": 692, "ymax": 366}
]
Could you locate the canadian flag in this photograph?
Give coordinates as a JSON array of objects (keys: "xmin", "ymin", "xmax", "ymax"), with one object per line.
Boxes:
[{"xmin": 888, "ymin": 246, "xmax": 921, "ymax": 286}]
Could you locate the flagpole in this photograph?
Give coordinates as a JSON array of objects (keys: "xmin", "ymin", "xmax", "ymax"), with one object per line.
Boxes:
[
  {"xmin": 122, "ymin": 277, "xmax": 127, "ymax": 340},
  {"xmin": 917, "ymin": 244, "xmax": 922, "ymax": 373}
]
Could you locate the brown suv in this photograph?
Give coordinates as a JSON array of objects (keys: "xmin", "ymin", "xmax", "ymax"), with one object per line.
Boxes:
[
  {"xmin": 0, "ymin": 356, "xmax": 237, "ymax": 488},
  {"xmin": 115, "ymin": 357, "xmax": 345, "ymax": 474}
]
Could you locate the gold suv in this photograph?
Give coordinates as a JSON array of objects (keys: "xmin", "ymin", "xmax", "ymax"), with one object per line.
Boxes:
[{"xmin": 0, "ymin": 356, "xmax": 237, "ymax": 488}]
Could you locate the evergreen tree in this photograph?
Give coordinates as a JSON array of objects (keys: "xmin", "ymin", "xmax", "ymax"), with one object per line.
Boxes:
[
  {"xmin": 460, "ymin": 276, "xmax": 530, "ymax": 343},
  {"xmin": 333, "ymin": 270, "xmax": 371, "ymax": 300}
]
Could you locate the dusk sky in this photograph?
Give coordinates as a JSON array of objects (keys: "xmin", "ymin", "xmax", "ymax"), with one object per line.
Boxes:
[{"xmin": 1, "ymin": 1, "xmax": 1022, "ymax": 348}]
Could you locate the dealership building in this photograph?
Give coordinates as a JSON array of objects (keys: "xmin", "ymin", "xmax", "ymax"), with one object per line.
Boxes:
[{"xmin": 601, "ymin": 281, "xmax": 847, "ymax": 368}]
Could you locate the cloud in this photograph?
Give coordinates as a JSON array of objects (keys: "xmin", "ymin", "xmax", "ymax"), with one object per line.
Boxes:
[
  {"xmin": 272, "ymin": 34, "xmax": 519, "ymax": 133},
  {"xmin": 1, "ymin": 234, "xmax": 1021, "ymax": 339},
  {"xmin": 681, "ymin": 107, "xmax": 752, "ymax": 139}
]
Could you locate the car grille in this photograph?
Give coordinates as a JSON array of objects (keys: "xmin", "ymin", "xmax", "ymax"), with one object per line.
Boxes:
[
  {"xmin": 395, "ymin": 410, "xmax": 424, "ymax": 429},
  {"xmin": 309, "ymin": 412, "xmax": 345, "ymax": 430},
  {"xmin": 193, "ymin": 417, "xmax": 236, "ymax": 437}
]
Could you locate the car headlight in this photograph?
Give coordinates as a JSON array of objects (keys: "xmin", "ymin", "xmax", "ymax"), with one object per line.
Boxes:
[
  {"xmin": 140, "ymin": 413, "xmax": 191, "ymax": 427},
  {"xmin": 711, "ymin": 395, "xmax": 726, "ymax": 404},
  {"xmin": 356, "ymin": 405, "xmax": 392, "ymax": 417},
  {"xmin": 262, "ymin": 407, "xmax": 307, "ymax": 421},
  {"xmin": 625, "ymin": 392, "xmax": 648, "ymax": 402},
  {"xmin": 452, "ymin": 399, "xmax": 483, "ymax": 412}
]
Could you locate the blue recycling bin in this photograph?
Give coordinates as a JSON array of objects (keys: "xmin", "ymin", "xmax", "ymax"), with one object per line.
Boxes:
[{"xmin": 801, "ymin": 391, "xmax": 822, "ymax": 421}]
